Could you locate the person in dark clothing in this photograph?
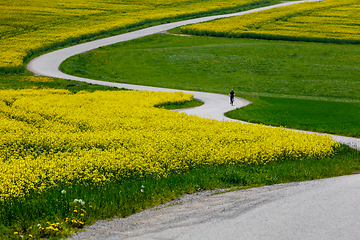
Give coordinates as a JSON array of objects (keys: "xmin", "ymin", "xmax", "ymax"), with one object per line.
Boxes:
[{"xmin": 229, "ymin": 90, "xmax": 235, "ymax": 106}]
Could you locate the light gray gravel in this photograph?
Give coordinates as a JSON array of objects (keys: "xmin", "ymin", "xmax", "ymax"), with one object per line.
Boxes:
[{"xmin": 67, "ymin": 174, "xmax": 360, "ymax": 240}]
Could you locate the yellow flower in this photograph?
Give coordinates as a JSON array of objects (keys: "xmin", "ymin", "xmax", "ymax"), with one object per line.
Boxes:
[
  {"xmin": 0, "ymin": 0, "xmax": 260, "ymax": 70},
  {"xmin": 181, "ymin": 0, "xmax": 360, "ymax": 44},
  {"xmin": 0, "ymin": 89, "xmax": 339, "ymax": 201}
]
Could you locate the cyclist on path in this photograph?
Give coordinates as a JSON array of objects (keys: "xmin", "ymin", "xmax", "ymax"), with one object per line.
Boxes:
[{"xmin": 229, "ymin": 89, "xmax": 235, "ymax": 106}]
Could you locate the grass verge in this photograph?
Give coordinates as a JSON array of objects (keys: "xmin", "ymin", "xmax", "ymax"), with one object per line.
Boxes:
[
  {"xmin": 2, "ymin": 145, "xmax": 359, "ymax": 239},
  {"xmin": 155, "ymin": 98, "xmax": 204, "ymax": 109},
  {"xmin": 0, "ymin": 76, "xmax": 125, "ymax": 94}
]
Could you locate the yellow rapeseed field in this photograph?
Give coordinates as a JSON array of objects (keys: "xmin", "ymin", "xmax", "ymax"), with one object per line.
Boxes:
[
  {"xmin": 180, "ymin": 0, "xmax": 360, "ymax": 43},
  {"xmin": 0, "ymin": 89, "xmax": 339, "ymax": 201},
  {"xmin": 0, "ymin": 0, "xmax": 260, "ymax": 71}
]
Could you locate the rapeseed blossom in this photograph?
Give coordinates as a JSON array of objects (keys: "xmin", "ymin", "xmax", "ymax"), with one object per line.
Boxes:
[
  {"xmin": 181, "ymin": 0, "xmax": 360, "ymax": 44},
  {"xmin": 0, "ymin": 89, "xmax": 339, "ymax": 201},
  {"xmin": 0, "ymin": 0, "xmax": 258, "ymax": 71}
]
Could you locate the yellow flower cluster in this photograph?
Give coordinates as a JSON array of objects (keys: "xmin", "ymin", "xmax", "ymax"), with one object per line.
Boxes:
[
  {"xmin": 69, "ymin": 205, "xmax": 87, "ymax": 228},
  {"xmin": 18, "ymin": 76, "xmax": 54, "ymax": 83},
  {"xmin": 0, "ymin": 0, "xmax": 258, "ymax": 70},
  {"xmin": 0, "ymin": 89, "xmax": 339, "ymax": 201},
  {"xmin": 181, "ymin": 0, "xmax": 360, "ymax": 43}
]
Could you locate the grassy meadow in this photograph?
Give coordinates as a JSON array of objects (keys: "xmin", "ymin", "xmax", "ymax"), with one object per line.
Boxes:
[
  {"xmin": 1, "ymin": 0, "xmax": 360, "ymax": 239},
  {"xmin": 177, "ymin": 0, "xmax": 360, "ymax": 136},
  {"xmin": 225, "ymin": 96, "xmax": 360, "ymax": 137},
  {"xmin": 60, "ymin": 33, "xmax": 360, "ymax": 137}
]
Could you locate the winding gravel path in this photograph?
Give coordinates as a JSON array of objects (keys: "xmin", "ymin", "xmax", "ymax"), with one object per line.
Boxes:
[
  {"xmin": 27, "ymin": 0, "xmax": 360, "ymax": 151},
  {"xmin": 26, "ymin": 1, "xmax": 360, "ymax": 239}
]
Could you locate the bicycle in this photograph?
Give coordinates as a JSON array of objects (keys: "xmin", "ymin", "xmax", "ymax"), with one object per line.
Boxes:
[
  {"xmin": 229, "ymin": 90, "xmax": 235, "ymax": 106},
  {"xmin": 230, "ymin": 96, "xmax": 234, "ymax": 106}
]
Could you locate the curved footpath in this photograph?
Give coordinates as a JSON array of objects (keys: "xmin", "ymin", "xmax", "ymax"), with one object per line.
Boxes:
[
  {"xmin": 27, "ymin": 0, "xmax": 360, "ymax": 151},
  {"xmin": 27, "ymin": 1, "xmax": 360, "ymax": 239}
]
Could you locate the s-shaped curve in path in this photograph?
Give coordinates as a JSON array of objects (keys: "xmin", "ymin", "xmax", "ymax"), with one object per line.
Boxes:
[{"xmin": 27, "ymin": 0, "xmax": 360, "ymax": 151}]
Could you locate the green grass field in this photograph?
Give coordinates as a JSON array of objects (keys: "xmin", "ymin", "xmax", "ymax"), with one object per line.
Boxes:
[
  {"xmin": 225, "ymin": 96, "xmax": 360, "ymax": 137},
  {"xmin": 60, "ymin": 33, "xmax": 360, "ymax": 137}
]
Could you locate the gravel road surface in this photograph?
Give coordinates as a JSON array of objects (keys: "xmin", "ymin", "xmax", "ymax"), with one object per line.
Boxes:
[{"xmin": 68, "ymin": 174, "xmax": 360, "ymax": 240}]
